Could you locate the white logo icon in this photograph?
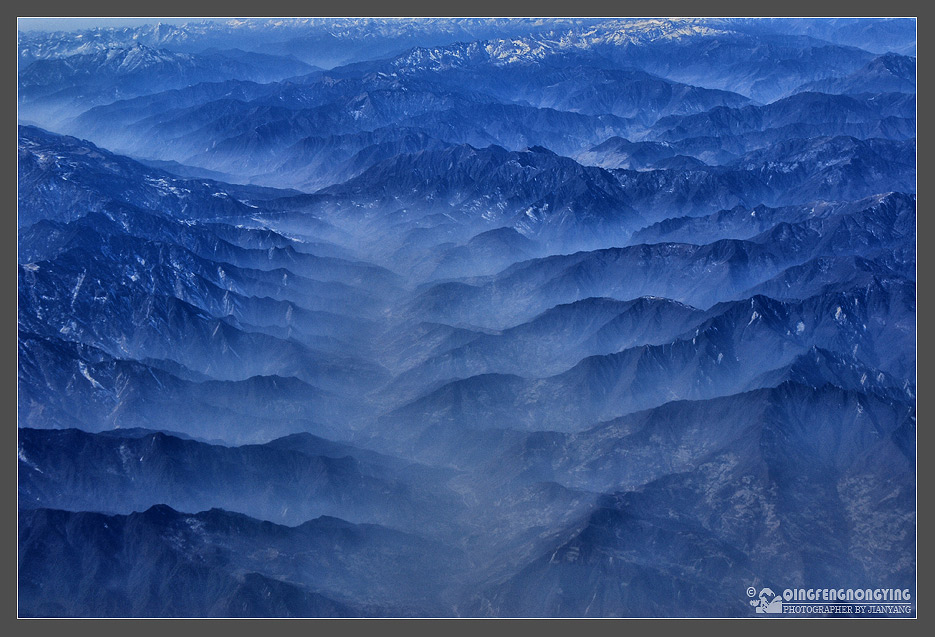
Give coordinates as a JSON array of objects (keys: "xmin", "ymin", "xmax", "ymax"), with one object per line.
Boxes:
[{"xmin": 749, "ymin": 587, "xmax": 783, "ymax": 614}]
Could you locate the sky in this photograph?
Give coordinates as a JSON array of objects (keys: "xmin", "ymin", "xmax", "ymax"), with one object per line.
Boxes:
[{"xmin": 17, "ymin": 18, "xmax": 205, "ymax": 32}]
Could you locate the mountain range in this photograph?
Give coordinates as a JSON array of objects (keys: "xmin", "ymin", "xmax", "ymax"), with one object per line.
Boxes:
[{"xmin": 17, "ymin": 17, "xmax": 915, "ymax": 618}]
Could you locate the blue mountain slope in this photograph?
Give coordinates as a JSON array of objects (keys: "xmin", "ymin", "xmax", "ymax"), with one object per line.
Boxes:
[
  {"xmin": 19, "ymin": 44, "xmax": 312, "ymax": 100},
  {"xmin": 465, "ymin": 379, "xmax": 913, "ymax": 494},
  {"xmin": 19, "ymin": 505, "xmax": 466, "ymax": 617},
  {"xmin": 631, "ymin": 192, "xmax": 914, "ymax": 245},
  {"xmin": 792, "ymin": 53, "xmax": 916, "ymax": 95},
  {"xmin": 384, "ymin": 278, "xmax": 914, "ymax": 438},
  {"xmin": 470, "ymin": 382, "xmax": 914, "ymax": 617},
  {"xmin": 383, "ymin": 296, "xmax": 706, "ymax": 400},
  {"xmin": 18, "ymin": 125, "xmax": 277, "ymax": 226},
  {"xmin": 67, "ymin": 80, "xmax": 634, "ymax": 183},
  {"xmin": 16, "ymin": 331, "xmax": 358, "ymax": 443},
  {"xmin": 18, "ymin": 427, "xmax": 461, "ymax": 534},
  {"xmin": 647, "ymin": 92, "xmax": 914, "ymax": 144},
  {"xmin": 378, "ymin": 21, "xmax": 873, "ymax": 96},
  {"xmin": 406, "ymin": 184, "xmax": 914, "ymax": 330},
  {"xmin": 18, "ymin": 45, "xmax": 314, "ymax": 129},
  {"xmin": 382, "ymin": 64, "xmax": 753, "ymax": 123}
]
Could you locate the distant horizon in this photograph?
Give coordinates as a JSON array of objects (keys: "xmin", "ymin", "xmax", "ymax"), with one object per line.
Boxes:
[{"xmin": 17, "ymin": 18, "xmax": 216, "ymax": 33}]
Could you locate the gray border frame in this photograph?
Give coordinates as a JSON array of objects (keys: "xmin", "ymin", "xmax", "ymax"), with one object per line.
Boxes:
[{"xmin": 6, "ymin": 3, "xmax": 925, "ymax": 632}]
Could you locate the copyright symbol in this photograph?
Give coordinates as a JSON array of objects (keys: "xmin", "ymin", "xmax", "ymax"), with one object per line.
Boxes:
[{"xmin": 747, "ymin": 587, "xmax": 757, "ymax": 597}]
